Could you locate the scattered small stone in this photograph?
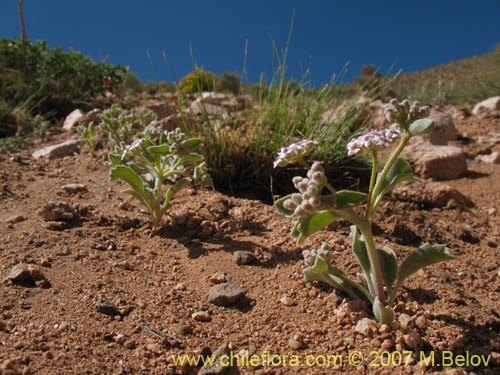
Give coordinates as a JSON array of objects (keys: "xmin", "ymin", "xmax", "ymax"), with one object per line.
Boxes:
[
  {"xmin": 114, "ymin": 333, "xmax": 126, "ymax": 345},
  {"xmin": 122, "ymin": 340, "xmax": 136, "ymax": 350},
  {"xmin": 402, "ymin": 331, "xmax": 423, "ymax": 351},
  {"xmin": 198, "ymin": 343, "xmax": 238, "ymax": 375},
  {"xmin": 145, "ymin": 343, "xmax": 162, "ymax": 354},
  {"xmin": 378, "ymin": 324, "xmax": 392, "ymax": 334},
  {"xmin": 415, "ymin": 315, "xmax": 427, "ymax": 329},
  {"xmin": 279, "ymin": 296, "xmax": 297, "ymax": 306},
  {"xmin": 234, "ymin": 251, "xmax": 258, "ymax": 266},
  {"xmin": 198, "ymin": 221, "xmax": 213, "ymax": 239},
  {"xmin": 477, "ymin": 151, "xmax": 500, "ymax": 164},
  {"xmin": 95, "ymin": 300, "xmax": 117, "ymax": 316},
  {"xmin": 192, "ymin": 311, "xmax": 212, "ymax": 322},
  {"xmin": 186, "ymin": 215, "xmax": 203, "ymax": 229},
  {"xmin": 488, "ymin": 207, "xmax": 497, "ymax": 215},
  {"xmin": 381, "ymin": 339, "xmax": 394, "ymax": 350},
  {"xmin": 398, "ymin": 313, "xmax": 414, "ymax": 331},
  {"xmin": 355, "ymin": 318, "xmax": 379, "ymax": 337},
  {"xmin": 209, "ymin": 272, "xmax": 227, "ymax": 284},
  {"xmin": 172, "ymin": 211, "xmax": 189, "ymax": 226},
  {"xmin": 208, "ymin": 282, "xmax": 247, "ymax": 307},
  {"xmin": 4, "ymin": 215, "xmax": 26, "ymax": 224},
  {"xmin": 39, "ymin": 201, "xmax": 74, "ymax": 221},
  {"xmin": 61, "ymin": 183, "xmax": 87, "ymax": 193},
  {"xmin": 288, "ymin": 335, "xmax": 304, "ymax": 350}
]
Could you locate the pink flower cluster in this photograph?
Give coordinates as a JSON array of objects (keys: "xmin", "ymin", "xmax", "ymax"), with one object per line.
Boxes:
[
  {"xmin": 273, "ymin": 139, "xmax": 318, "ymax": 168},
  {"xmin": 347, "ymin": 128, "xmax": 401, "ymax": 156}
]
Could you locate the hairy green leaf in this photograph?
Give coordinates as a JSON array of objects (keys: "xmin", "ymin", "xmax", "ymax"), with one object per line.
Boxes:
[
  {"xmin": 110, "ymin": 165, "xmax": 144, "ymax": 194},
  {"xmin": 409, "ymin": 118, "xmax": 434, "ymax": 136},
  {"xmin": 147, "ymin": 144, "xmax": 170, "ymax": 155},
  {"xmin": 297, "ymin": 211, "xmax": 342, "ymax": 244},
  {"xmin": 378, "ymin": 247, "xmax": 398, "ymax": 289},
  {"xmin": 372, "ymin": 157, "xmax": 415, "ymax": 211},
  {"xmin": 183, "ymin": 138, "xmax": 202, "ymax": 149},
  {"xmin": 398, "ymin": 243, "xmax": 454, "ymax": 284},
  {"xmin": 335, "ymin": 190, "xmax": 367, "ymax": 209}
]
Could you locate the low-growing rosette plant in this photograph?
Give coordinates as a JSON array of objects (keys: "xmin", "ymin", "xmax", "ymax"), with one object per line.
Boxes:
[
  {"xmin": 109, "ymin": 127, "xmax": 212, "ymax": 232},
  {"xmin": 274, "ymin": 99, "xmax": 454, "ymax": 323}
]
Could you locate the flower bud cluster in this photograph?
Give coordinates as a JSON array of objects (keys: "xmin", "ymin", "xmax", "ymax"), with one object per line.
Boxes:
[
  {"xmin": 166, "ymin": 128, "xmax": 187, "ymax": 154},
  {"xmin": 347, "ymin": 127, "xmax": 401, "ymax": 156},
  {"xmin": 274, "ymin": 139, "xmax": 318, "ymax": 168},
  {"xmin": 383, "ymin": 99, "xmax": 430, "ymax": 129},
  {"xmin": 282, "ymin": 162, "xmax": 334, "ymax": 216},
  {"xmin": 303, "ymin": 242, "xmax": 333, "ymax": 267}
]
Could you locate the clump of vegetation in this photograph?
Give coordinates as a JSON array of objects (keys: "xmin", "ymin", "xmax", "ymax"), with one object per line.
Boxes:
[
  {"xmin": 275, "ymin": 99, "xmax": 454, "ymax": 323},
  {"xmin": 109, "ymin": 128, "xmax": 212, "ymax": 232},
  {"xmin": 84, "ymin": 104, "xmax": 157, "ymax": 156},
  {"xmin": 216, "ymin": 72, "xmax": 241, "ymax": 95},
  {"xmin": 177, "ymin": 69, "xmax": 217, "ymax": 93},
  {"xmin": 0, "ymin": 37, "xmax": 126, "ymax": 137}
]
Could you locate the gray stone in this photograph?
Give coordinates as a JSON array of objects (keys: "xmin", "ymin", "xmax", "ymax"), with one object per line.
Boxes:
[
  {"xmin": 62, "ymin": 109, "xmax": 85, "ymax": 131},
  {"xmin": 424, "ymin": 110, "xmax": 457, "ymax": 145},
  {"xmin": 32, "ymin": 139, "xmax": 80, "ymax": 159},
  {"xmin": 355, "ymin": 318, "xmax": 379, "ymax": 337},
  {"xmin": 208, "ymin": 282, "xmax": 247, "ymax": 306},
  {"xmin": 8, "ymin": 264, "xmax": 32, "ymax": 282},
  {"xmin": 190, "ymin": 100, "xmax": 229, "ymax": 118},
  {"xmin": 39, "ymin": 201, "xmax": 74, "ymax": 221},
  {"xmin": 61, "ymin": 184, "xmax": 87, "ymax": 193},
  {"xmin": 391, "ymin": 180, "xmax": 473, "ymax": 207},
  {"xmin": 192, "ymin": 311, "xmax": 211, "ymax": 322},
  {"xmin": 198, "ymin": 343, "xmax": 239, "ymax": 375},
  {"xmin": 233, "ymin": 251, "xmax": 258, "ymax": 265},
  {"xmin": 403, "ymin": 139, "xmax": 467, "ymax": 180},
  {"xmin": 476, "ymin": 151, "xmax": 500, "ymax": 164},
  {"xmin": 95, "ymin": 300, "xmax": 117, "ymax": 315},
  {"xmin": 472, "ymin": 96, "xmax": 500, "ymax": 116}
]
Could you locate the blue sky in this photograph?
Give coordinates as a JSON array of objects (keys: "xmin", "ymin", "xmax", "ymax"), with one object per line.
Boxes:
[{"xmin": 1, "ymin": 0, "xmax": 499, "ymax": 86}]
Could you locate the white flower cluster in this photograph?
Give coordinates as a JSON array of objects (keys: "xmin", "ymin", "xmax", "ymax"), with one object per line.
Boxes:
[
  {"xmin": 347, "ymin": 128, "xmax": 401, "ymax": 156},
  {"xmin": 303, "ymin": 242, "xmax": 333, "ymax": 268},
  {"xmin": 383, "ymin": 99, "xmax": 430, "ymax": 127},
  {"xmin": 283, "ymin": 162, "xmax": 335, "ymax": 216},
  {"xmin": 273, "ymin": 139, "xmax": 318, "ymax": 168}
]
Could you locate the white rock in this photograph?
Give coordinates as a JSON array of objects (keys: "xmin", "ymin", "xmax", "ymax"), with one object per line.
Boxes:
[
  {"xmin": 32, "ymin": 139, "xmax": 81, "ymax": 159},
  {"xmin": 62, "ymin": 109, "xmax": 85, "ymax": 131},
  {"xmin": 472, "ymin": 96, "xmax": 500, "ymax": 116},
  {"xmin": 476, "ymin": 151, "xmax": 500, "ymax": 164}
]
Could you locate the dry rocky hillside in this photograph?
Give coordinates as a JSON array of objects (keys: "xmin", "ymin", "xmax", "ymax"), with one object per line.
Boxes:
[{"xmin": 0, "ymin": 94, "xmax": 499, "ymax": 375}]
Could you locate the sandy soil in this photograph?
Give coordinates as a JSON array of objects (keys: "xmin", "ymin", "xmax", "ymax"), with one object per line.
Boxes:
[{"xmin": 0, "ymin": 115, "xmax": 499, "ymax": 375}]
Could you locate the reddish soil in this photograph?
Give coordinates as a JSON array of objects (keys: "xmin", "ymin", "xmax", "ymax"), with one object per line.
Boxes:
[{"xmin": 0, "ymin": 115, "xmax": 499, "ymax": 375}]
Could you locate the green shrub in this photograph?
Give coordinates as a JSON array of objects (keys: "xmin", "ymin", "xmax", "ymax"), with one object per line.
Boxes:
[
  {"xmin": 177, "ymin": 69, "xmax": 217, "ymax": 93},
  {"xmin": 216, "ymin": 72, "xmax": 241, "ymax": 95},
  {"xmin": 0, "ymin": 37, "xmax": 126, "ymax": 124}
]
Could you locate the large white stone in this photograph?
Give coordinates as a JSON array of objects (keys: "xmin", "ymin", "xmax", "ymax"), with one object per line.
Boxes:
[
  {"xmin": 472, "ymin": 96, "xmax": 500, "ymax": 116},
  {"xmin": 62, "ymin": 109, "xmax": 85, "ymax": 131}
]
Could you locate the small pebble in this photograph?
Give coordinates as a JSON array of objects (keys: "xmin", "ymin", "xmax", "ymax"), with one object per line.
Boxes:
[
  {"xmin": 192, "ymin": 311, "xmax": 211, "ymax": 322},
  {"xmin": 209, "ymin": 272, "xmax": 227, "ymax": 284},
  {"xmin": 279, "ymin": 296, "xmax": 297, "ymax": 306}
]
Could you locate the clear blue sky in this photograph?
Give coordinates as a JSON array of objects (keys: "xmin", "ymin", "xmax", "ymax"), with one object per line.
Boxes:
[{"xmin": 1, "ymin": 0, "xmax": 499, "ymax": 86}]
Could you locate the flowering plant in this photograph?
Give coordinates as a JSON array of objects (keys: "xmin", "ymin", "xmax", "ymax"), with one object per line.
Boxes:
[
  {"xmin": 274, "ymin": 99, "xmax": 454, "ymax": 323},
  {"xmin": 109, "ymin": 128, "xmax": 212, "ymax": 232}
]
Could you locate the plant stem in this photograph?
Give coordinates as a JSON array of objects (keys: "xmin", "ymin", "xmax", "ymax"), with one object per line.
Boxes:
[
  {"xmin": 368, "ymin": 133, "xmax": 411, "ymax": 217},
  {"xmin": 358, "ymin": 221, "xmax": 386, "ymax": 305},
  {"xmin": 364, "ymin": 149, "xmax": 378, "ymax": 220}
]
